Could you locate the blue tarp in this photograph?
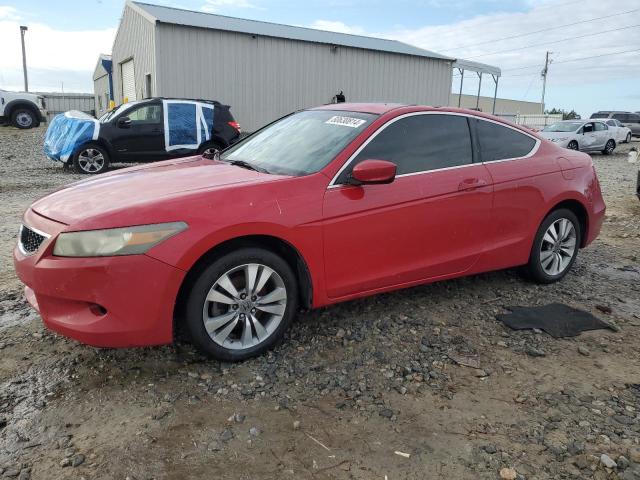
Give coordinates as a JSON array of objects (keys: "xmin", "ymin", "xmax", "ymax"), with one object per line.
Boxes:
[
  {"xmin": 163, "ymin": 100, "xmax": 215, "ymax": 151},
  {"xmin": 43, "ymin": 111, "xmax": 99, "ymax": 163}
]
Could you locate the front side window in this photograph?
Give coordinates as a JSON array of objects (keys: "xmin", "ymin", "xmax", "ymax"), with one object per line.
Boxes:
[
  {"xmin": 127, "ymin": 104, "xmax": 162, "ymax": 124},
  {"xmin": 629, "ymin": 114, "xmax": 640, "ymax": 124},
  {"xmin": 221, "ymin": 110, "xmax": 376, "ymax": 176},
  {"xmin": 612, "ymin": 113, "xmax": 627, "ymax": 122},
  {"xmin": 475, "ymin": 119, "xmax": 536, "ymax": 161},
  {"xmin": 606, "ymin": 120, "xmax": 615, "ymax": 127},
  {"xmin": 339, "ymin": 114, "xmax": 472, "ymax": 181},
  {"xmin": 594, "ymin": 122, "xmax": 607, "ymax": 131}
]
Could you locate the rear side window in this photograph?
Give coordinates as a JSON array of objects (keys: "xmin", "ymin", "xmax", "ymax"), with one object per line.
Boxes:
[
  {"xmin": 475, "ymin": 119, "xmax": 536, "ymax": 162},
  {"xmin": 346, "ymin": 114, "xmax": 472, "ymax": 178}
]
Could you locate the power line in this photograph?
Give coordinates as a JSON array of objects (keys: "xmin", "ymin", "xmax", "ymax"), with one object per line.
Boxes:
[
  {"xmin": 500, "ymin": 47, "xmax": 640, "ymax": 76},
  {"xmin": 466, "ymin": 23, "xmax": 640, "ymax": 59},
  {"xmin": 443, "ymin": 8, "xmax": 640, "ymax": 52}
]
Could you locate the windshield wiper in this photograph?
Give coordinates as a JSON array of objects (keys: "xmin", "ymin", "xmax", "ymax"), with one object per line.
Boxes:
[{"xmin": 227, "ymin": 159, "xmax": 270, "ymax": 174}]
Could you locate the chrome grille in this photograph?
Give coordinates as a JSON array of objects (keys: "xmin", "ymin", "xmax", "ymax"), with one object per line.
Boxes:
[{"xmin": 19, "ymin": 225, "xmax": 47, "ymax": 255}]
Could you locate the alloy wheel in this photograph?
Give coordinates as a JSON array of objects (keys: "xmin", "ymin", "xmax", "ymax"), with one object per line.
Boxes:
[
  {"xmin": 15, "ymin": 112, "xmax": 33, "ymax": 128},
  {"xmin": 202, "ymin": 263, "xmax": 287, "ymax": 350},
  {"xmin": 605, "ymin": 140, "xmax": 615, "ymax": 154},
  {"xmin": 539, "ymin": 218, "xmax": 577, "ymax": 276},
  {"xmin": 567, "ymin": 141, "xmax": 578, "ymax": 150},
  {"xmin": 78, "ymin": 149, "xmax": 105, "ymax": 173}
]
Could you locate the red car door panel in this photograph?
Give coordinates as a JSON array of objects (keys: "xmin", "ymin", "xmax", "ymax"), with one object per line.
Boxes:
[{"xmin": 322, "ymin": 113, "xmax": 494, "ymax": 299}]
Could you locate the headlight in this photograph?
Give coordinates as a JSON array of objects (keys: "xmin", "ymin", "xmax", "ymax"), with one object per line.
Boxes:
[
  {"xmin": 551, "ymin": 137, "xmax": 568, "ymax": 142},
  {"xmin": 53, "ymin": 222, "xmax": 187, "ymax": 257}
]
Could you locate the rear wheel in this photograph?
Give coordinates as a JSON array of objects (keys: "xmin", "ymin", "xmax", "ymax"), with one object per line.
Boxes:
[
  {"xmin": 184, "ymin": 248, "xmax": 298, "ymax": 361},
  {"xmin": 73, "ymin": 144, "xmax": 109, "ymax": 174},
  {"xmin": 567, "ymin": 140, "xmax": 579, "ymax": 150},
  {"xmin": 197, "ymin": 141, "xmax": 224, "ymax": 157},
  {"xmin": 602, "ymin": 139, "xmax": 615, "ymax": 155},
  {"xmin": 525, "ymin": 209, "xmax": 581, "ymax": 284},
  {"xmin": 11, "ymin": 108, "xmax": 39, "ymax": 129}
]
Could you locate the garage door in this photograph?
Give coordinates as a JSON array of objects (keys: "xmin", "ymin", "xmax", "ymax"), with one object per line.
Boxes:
[{"xmin": 121, "ymin": 59, "xmax": 136, "ymax": 102}]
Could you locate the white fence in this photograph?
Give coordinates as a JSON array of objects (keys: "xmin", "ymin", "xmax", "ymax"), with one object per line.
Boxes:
[
  {"xmin": 36, "ymin": 92, "xmax": 95, "ymax": 122},
  {"xmin": 498, "ymin": 113, "xmax": 563, "ymax": 130}
]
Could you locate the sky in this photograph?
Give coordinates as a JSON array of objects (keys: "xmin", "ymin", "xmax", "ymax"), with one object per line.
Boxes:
[{"xmin": 0, "ymin": 0, "xmax": 638, "ymax": 118}]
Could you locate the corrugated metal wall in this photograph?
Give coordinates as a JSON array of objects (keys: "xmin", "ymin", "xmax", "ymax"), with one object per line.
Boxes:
[
  {"xmin": 154, "ymin": 24, "xmax": 453, "ymax": 131},
  {"xmin": 94, "ymin": 75, "xmax": 110, "ymax": 117},
  {"xmin": 111, "ymin": 5, "xmax": 156, "ymax": 104},
  {"xmin": 36, "ymin": 92, "xmax": 95, "ymax": 121}
]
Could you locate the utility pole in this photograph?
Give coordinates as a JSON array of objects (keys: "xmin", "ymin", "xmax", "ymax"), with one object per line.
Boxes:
[
  {"xmin": 20, "ymin": 25, "xmax": 28, "ymax": 92},
  {"xmin": 540, "ymin": 51, "xmax": 552, "ymax": 114}
]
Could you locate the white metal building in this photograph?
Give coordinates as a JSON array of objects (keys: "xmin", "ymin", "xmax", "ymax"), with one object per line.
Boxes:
[{"xmin": 98, "ymin": 1, "xmax": 499, "ymax": 131}]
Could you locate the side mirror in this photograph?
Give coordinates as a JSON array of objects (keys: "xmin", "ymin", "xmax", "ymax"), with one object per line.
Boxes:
[
  {"xmin": 117, "ymin": 116, "xmax": 132, "ymax": 128},
  {"xmin": 348, "ymin": 159, "xmax": 397, "ymax": 185}
]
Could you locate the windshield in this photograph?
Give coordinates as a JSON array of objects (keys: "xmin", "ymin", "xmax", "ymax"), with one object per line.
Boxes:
[
  {"xmin": 220, "ymin": 110, "xmax": 377, "ymax": 176},
  {"xmin": 99, "ymin": 101, "xmax": 141, "ymax": 122},
  {"xmin": 543, "ymin": 122, "xmax": 583, "ymax": 132}
]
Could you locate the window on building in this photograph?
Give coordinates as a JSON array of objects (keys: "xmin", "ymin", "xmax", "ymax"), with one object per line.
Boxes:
[
  {"xmin": 145, "ymin": 74, "xmax": 152, "ymax": 99},
  {"xmin": 474, "ymin": 119, "xmax": 536, "ymax": 161}
]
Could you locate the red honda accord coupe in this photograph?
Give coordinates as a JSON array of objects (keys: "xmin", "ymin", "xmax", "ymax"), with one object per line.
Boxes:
[{"xmin": 14, "ymin": 104, "xmax": 605, "ymax": 361}]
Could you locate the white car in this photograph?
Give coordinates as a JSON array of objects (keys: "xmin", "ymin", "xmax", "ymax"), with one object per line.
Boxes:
[
  {"xmin": 540, "ymin": 120, "xmax": 617, "ymax": 155},
  {"xmin": 593, "ymin": 118, "xmax": 632, "ymax": 144}
]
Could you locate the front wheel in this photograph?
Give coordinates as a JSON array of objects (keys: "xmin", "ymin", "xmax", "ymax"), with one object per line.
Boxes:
[
  {"xmin": 525, "ymin": 209, "xmax": 581, "ymax": 284},
  {"xmin": 11, "ymin": 108, "xmax": 39, "ymax": 129},
  {"xmin": 602, "ymin": 139, "xmax": 615, "ymax": 155},
  {"xmin": 184, "ymin": 248, "xmax": 299, "ymax": 361},
  {"xmin": 567, "ymin": 140, "xmax": 579, "ymax": 150},
  {"xmin": 625, "ymin": 132, "xmax": 632, "ymax": 144},
  {"xmin": 73, "ymin": 144, "xmax": 109, "ymax": 174}
]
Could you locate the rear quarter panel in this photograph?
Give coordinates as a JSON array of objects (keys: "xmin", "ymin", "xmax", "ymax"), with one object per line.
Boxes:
[{"xmin": 475, "ymin": 141, "xmax": 597, "ymax": 272}]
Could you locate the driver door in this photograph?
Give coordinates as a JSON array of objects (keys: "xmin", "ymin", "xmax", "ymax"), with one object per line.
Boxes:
[
  {"xmin": 111, "ymin": 102, "xmax": 165, "ymax": 161},
  {"xmin": 580, "ymin": 122, "xmax": 598, "ymax": 149},
  {"xmin": 322, "ymin": 113, "xmax": 493, "ymax": 299}
]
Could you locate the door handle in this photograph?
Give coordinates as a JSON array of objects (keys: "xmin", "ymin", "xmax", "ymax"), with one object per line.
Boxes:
[
  {"xmin": 458, "ymin": 178, "xmax": 487, "ymax": 191},
  {"xmin": 151, "ymin": 128, "xmax": 162, "ymax": 133}
]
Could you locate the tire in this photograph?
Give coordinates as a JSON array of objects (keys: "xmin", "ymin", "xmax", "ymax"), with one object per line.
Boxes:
[
  {"xmin": 602, "ymin": 139, "xmax": 615, "ymax": 155},
  {"xmin": 11, "ymin": 108, "xmax": 39, "ymax": 129},
  {"xmin": 567, "ymin": 140, "xmax": 579, "ymax": 150},
  {"xmin": 72, "ymin": 144, "xmax": 109, "ymax": 174},
  {"xmin": 525, "ymin": 208, "xmax": 581, "ymax": 284},
  {"xmin": 625, "ymin": 132, "xmax": 632, "ymax": 144},
  {"xmin": 184, "ymin": 247, "xmax": 299, "ymax": 361},
  {"xmin": 197, "ymin": 141, "xmax": 224, "ymax": 157}
]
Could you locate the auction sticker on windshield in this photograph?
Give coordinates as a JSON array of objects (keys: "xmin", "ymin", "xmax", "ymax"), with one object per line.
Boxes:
[{"xmin": 325, "ymin": 116, "xmax": 367, "ymax": 128}]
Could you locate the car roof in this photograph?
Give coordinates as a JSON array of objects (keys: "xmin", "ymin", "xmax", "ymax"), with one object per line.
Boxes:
[
  {"xmin": 311, "ymin": 103, "xmax": 542, "ymax": 136},
  {"xmin": 311, "ymin": 103, "xmax": 407, "ymax": 115}
]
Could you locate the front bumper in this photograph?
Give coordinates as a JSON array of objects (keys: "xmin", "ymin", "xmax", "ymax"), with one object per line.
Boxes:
[{"xmin": 13, "ymin": 210, "xmax": 185, "ymax": 348}]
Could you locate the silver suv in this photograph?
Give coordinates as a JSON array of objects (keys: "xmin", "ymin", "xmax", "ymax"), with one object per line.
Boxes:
[{"xmin": 590, "ymin": 111, "xmax": 640, "ymax": 137}]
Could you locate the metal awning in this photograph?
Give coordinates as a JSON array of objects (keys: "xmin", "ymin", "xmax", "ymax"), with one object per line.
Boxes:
[{"xmin": 453, "ymin": 59, "xmax": 501, "ymax": 114}]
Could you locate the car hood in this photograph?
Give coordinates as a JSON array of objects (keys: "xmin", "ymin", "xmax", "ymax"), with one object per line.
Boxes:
[{"xmin": 31, "ymin": 157, "xmax": 288, "ymax": 225}]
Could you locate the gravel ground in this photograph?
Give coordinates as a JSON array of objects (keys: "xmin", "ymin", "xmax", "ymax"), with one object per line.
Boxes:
[{"xmin": 0, "ymin": 125, "xmax": 639, "ymax": 480}]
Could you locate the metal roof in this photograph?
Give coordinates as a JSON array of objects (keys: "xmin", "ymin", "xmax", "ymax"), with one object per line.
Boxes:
[
  {"xmin": 453, "ymin": 59, "xmax": 501, "ymax": 77},
  {"xmin": 130, "ymin": 1, "xmax": 454, "ymax": 61}
]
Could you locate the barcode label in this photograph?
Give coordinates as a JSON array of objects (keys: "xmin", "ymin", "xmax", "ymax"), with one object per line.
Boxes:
[{"xmin": 325, "ymin": 116, "xmax": 366, "ymax": 128}]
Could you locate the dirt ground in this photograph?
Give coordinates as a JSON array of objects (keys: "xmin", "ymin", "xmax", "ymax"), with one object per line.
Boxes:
[{"xmin": 0, "ymin": 125, "xmax": 639, "ymax": 480}]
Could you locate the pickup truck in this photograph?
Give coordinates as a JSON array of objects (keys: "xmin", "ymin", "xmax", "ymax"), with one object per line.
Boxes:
[{"xmin": 0, "ymin": 89, "xmax": 47, "ymax": 129}]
